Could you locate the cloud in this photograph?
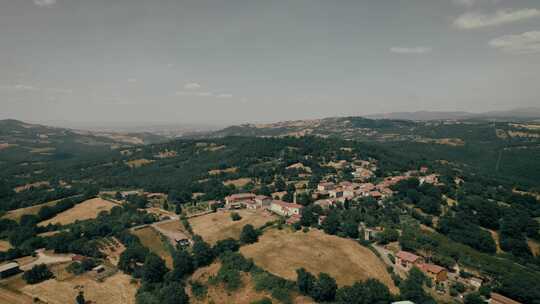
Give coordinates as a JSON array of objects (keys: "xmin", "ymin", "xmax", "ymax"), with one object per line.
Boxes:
[
  {"xmin": 453, "ymin": 9, "xmax": 540, "ymax": 29},
  {"xmin": 184, "ymin": 82, "xmax": 202, "ymax": 90},
  {"xmin": 452, "ymin": 0, "xmax": 500, "ymax": 7},
  {"xmin": 0, "ymin": 84, "xmax": 38, "ymax": 91},
  {"xmin": 389, "ymin": 47, "xmax": 432, "ymax": 54},
  {"xmin": 0, "ymin": 84, "xmax": 72, "ymax": 94},
  {"xmin": 176, "ymin": 91, "xmax": 212, "ymax": 97},
  {"xmin": 489, "ymin": 31, "xmax": 540, "ymax": 54},
  {"xmin": 216, "ymin": 94, "xmax": 233, "ymax": 99},
  {"xmin": 127, "ymin": 78, "xmax": 137, "ymax": 83},
  {"xmin": 33, "ymin": 0, "xmax": 56, "ymax": 7}
]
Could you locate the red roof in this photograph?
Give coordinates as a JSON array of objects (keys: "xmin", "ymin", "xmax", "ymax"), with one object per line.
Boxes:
[
  {"xmin": 396, "ymin": 251, "xmax": 421, "ymax": 263},
  {"xmin": 417, "ymin": 263, "xmax": 446, "ymax": 274},
  {"xmin": 227, "ymin": 193, "xmax": 255, "ymax": 201},
  {"xmin": 271, "ymin": 200, "xmax": 303, "ymax": 209}
]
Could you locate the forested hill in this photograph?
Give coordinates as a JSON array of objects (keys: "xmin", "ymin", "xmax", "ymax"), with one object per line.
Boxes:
[
  {"xmin": 0, "ymin": 119, "xmax": 167, "ymax": 162},
  {"xmin": 190, "ymin": 117, "xmax": 540, "ymax": 188}
]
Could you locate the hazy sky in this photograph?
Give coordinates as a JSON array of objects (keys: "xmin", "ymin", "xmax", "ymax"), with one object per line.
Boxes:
[{"xmin": 1, "ymin": 0, "xmax": 539, "ymax": 125}]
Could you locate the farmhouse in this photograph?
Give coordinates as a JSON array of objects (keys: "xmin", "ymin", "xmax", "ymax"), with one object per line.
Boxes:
[
  {"xmin": 490, "ymin": 293, "xmax": 523, "ymax": 304},
  {"xmin": 225, "ymin": 193, "xmax": 256, "ymax": 209},
  {"xmin": 270, "ymin": 200, "xmax": 303, "ymax": 217},
  {"xmin": 254, "ymin": 195, "xmax": 272, "ymax": 208},
  {"xmin": 0, "ymin": 262, "xmax": 20, "ymax": 279},
  {"xmin": 314, "ymin": 198, "xmax": 337, "ymax": 210},
  {"xmin": 417, "ymin": 263, "xmax": 447, "ymax": 283},
  {"xmin": 395, "ymin": 251, "xmax": 424, "ymax": 270},
  {"xmin": 317, "ymin": 182, "xmax": 335, "ymax": 192}
]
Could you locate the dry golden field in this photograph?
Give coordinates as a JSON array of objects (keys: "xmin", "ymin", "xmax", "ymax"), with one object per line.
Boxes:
[
  {"xmin": 132, "ymin": 226, "xmax": 173, "ymax": 268},
  {"xmin": 223, "ymin": 178, "xmax": 253, "ymax": 188},
  {"xmin": 188, "ymin": 263, "xmax": 314, "ymax": 304},
  {"xmin": 0, "ymin": 240, "xmax": 12, "ymax": 252},
  {"xmin": 189, "ymin": 210, "xmax": 276, "ymax": 245},
  {"xmin": 125, "ymin": 158, "xmax": 154, "ymax": 168},
  {"xmin": 22, "ymin": 272, "xmax": 137, "ymax": 304},
  {"xmin": 240, "ymin": 228, "xmax": 398, "ymax": 293},
  {"xmin": 38, "ymin": 197, "xmax": 117, "ymax": 226},
  {"xmin": 2, "ymin": 200, "xmax": 59, "ymax": 222}
]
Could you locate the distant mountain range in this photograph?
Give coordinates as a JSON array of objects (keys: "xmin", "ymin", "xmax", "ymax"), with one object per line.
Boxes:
[{"xmin": 365, "ymin": 107, "xmax": 540, "ymax": 121}]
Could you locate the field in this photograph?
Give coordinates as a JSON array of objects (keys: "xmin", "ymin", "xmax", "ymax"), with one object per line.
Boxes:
[
  {"xmin": 240, "ymin": 228, "xmax": 398, "ymax": 293},
  {"xmin": 38, "ymin": 197, "xmax": 117, "ymax": 226},
  {"xmin": 188, "ymin": 263, "xmax": 314, "ymax": 304},
  {"xmin": 0, "ymin": 240, "xmax": 12, "ymax": 252},
  {"xmin": 125, "ymin": 158, "xmax": 154, "ymax": 168},
  {"xmin": 529, "ymin": 239, "xmax": 540, "ymax": 257},
  {"xmin": 2, "ymin": 198, "xmax": 66, "ymax": 222},
  {"xmin": 131, "ymin": 226, "xmax": 173, "ymax": 268},
  {"xmin": 22, "ymin": 272, "xmax": 137, "ymax": 304},
  {"xmin": 189, "ymin": 210, "xmax": 276, "ymax": 245},
  {"xmin": 223, "ymin": 178, "xmax": 253, "ymax": 188}
]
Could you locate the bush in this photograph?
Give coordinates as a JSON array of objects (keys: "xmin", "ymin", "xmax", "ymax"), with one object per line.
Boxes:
[
  {"xmin": 230, "ymin": 212, "xmax": 242, "ymax": 221},
  {"xmin": 23, "ymin": 264, "xmax": 53, "ymax": 284},
  {"xmin": 190, "ymin": 281, "xmax": 208, "ymax": 299},
  {"xmin": 250, "ymin": 297, "xmax": 272, "ymax": 304}
]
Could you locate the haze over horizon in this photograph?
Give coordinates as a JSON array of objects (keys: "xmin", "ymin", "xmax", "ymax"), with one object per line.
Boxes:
[{"xmin": 1, "ymin": 0, "xmax": 540, "ymax": 125}]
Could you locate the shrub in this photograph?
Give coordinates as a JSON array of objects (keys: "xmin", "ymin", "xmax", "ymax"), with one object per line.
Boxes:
[
  {"xmin": 23, "ymin": 264, "xmax": 53, "ymax": 284},
  {"xmin": 230, "ymin": 212, "xmax": 242, "ymax": 221}
]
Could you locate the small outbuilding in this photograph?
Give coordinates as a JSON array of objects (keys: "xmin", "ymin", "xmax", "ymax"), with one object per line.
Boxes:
[{"xmin": 0, "ymin": 262, "xmax": 20, "ymax": 279}]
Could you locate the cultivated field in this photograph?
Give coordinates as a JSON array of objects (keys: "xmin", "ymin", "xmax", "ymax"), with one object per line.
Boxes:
[
  {"xmin": 22, "ymin": 272, "xmax": 137, "ymax": 304},
  {"xmin": 240, "ymin": 228, "xmax": 398, "ymax": 293},
  {"xmin": 38, "ymin": 197, "xmax": 117, "ymax": 226},
  {"xmin": 189, "ymin": 210, "xmax": 276, "ymax": 245},
  {"xmin": 131, "ymin": 226, "xmax": 173, "ymax": 268}
]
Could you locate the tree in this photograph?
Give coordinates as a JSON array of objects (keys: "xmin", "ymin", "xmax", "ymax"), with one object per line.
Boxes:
[
  {"xmin": 336, "ymin": 279, "xmax": 392, "ymax": 304},
  {"xmin": 296, "ymin": 268, "xmax": 316, "ymax": 295},
  {"xmin": 240, "ymin": 224, "xmax": 259, "ymax": 244},
  {"xmin": 377, "ymin": 228, "xmax": 399, "ymax": 245},
  {"xmin": 118, "ymin": 245, "xmax": 148, "ymax": 274},
  {"xmin": 159, "ymin": 283, "xmax": 189, "ymax": 304},
  {"xmin": 322, "ymin": 212, "xmax": 340, "ymax": 235},
  {"xmin": 192, "ymin": 236, "xmax": 214, "ymax": 267},
  {"xmin": 343, "ymin": 219, "xmax": 359, "ymax": 239},
  {"xmin": 464, "ymin": 292, "xmax": 487, "ymax": 304},
  {"xmin": 171, "ymin": 249, "xmax": 194, "ymax": 281},
  {"xmin": 275, "ymin": 177, "xmax": 286, "ymax": 192},
  {"xmin": 213, "ymin": 238, "xmax": 240, "ymax": 255},
  {"xmin": 142, "ymin": 253, "xmax": 168, "ymax": 284},
  {"xmin": 230, "ymin": 212, "xmax": 242, "ymax": 221},
  {"xmin": 312, "ymin": 272, "xmax": 337, "ymax": 302},
  {"xmin": 76, "ymin": 291, "xmax": 85, "ymax": 304},
  {"xmin": 300, "ymin": 205, "xmax": 318, "ymax": 227},
  {"xmin": 399, "ymin": 267, "xmax": 435, "ymax": 304},
  {"xmin": 23, "ymin": 264, "xmax": 53, "ymax": 284}
]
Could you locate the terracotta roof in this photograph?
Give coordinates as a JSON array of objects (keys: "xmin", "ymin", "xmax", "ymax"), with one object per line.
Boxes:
[
  {"xmin": 227, "ymin": 193, "xmax": 255, "ymax": 200},
  {"xmin": 491, "ymin": 293, "xmax": 523, "ymax": 304},
  {"xmin": 396, "ymin": 251, "xmax": 421, "ymax": 263},
  {"xmin": 271, "ymin": 200, "xmax": 303, "ymax": 209},
  {"xmin": 417, "ymin": 263, "xmax": 446, "ymax": 274},
  {"xmin": 255, "ymin": 195, "xmax": 269, "ymax": 200}
]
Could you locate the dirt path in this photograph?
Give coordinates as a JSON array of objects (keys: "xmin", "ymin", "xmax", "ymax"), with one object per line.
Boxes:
[{"xmin": 20, "ymin": 251, "xmax": 73, "ymax": 271}]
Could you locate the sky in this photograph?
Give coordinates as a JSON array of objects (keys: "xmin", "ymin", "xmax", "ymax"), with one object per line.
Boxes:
[{"xmin": 1, "ymin": 0, "xmax": 539, "ymax": 125}]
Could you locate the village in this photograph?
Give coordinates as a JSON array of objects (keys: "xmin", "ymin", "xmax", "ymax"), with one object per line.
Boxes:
[{"xmin": 0, "ymin": 153, "xmax": 528, "ymax": 304}]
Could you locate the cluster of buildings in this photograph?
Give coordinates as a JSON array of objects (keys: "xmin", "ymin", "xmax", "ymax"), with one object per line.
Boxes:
[
  {"xmin": 395, "ymin": 250, "xmax": 448, "ymax": 284},
  {"xmin": 224, "ymin": 193, "xmax": 304, "ymax": 223}
]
